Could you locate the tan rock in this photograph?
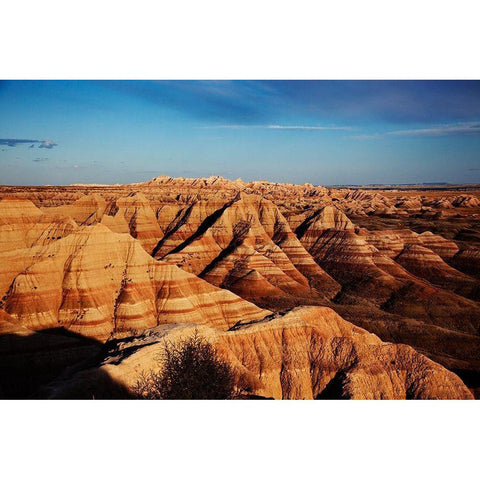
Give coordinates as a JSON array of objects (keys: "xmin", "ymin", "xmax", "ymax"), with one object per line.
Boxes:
[{"xmin": 44, "ymin": 307, "xmax": 473, "ymax": 400}]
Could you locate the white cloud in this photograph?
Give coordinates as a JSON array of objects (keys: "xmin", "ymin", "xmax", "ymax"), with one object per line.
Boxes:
[
  {"xmin": 38, "ymin": 139, "xmax": 58, "ymax": 149},
  {"xmin": 266, "ymin": 125, "xmax": 351, "ymax": 130},
  {"xmin": 350, "ymin": 122, "xmax": 480, "ymax": 140},
  {"xmin": 202, "ymin": 124, "xmax": 352, "ymax": 131},
  {"xmin": 388, "ymin": 122, "xmax": 480, "ymax": 136}
]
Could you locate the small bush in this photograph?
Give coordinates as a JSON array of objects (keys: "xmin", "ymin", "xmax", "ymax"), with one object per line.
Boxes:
[{"xmin": 132, "ymin": 332, "xmax": 237, "ymax": 399}]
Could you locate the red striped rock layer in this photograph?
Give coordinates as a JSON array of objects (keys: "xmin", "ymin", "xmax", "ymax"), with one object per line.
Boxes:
[
  {"xmin": 355, "ymin": 228, "xmax": 405, "ymax": 258},
  {"xmin": 0, "ymin": 224, "xmax": 268, "ymax": 342},
  {"xmin": 296, "ymin": 206, "xmax": 480, "ymax": 335},
  {"xmin": 45, "ymin": 307, "xmax": 473, "ymax": 400},
  {"xmin": 42, "ymin": 193, "xmax": 165, "ymax": 254},
  {"xmin": 42, "ymin": 193, "xmax": 107, "ymax": 225},
  {"xmin": 2, "ymin": 191, "xmax": 340, "ymax": 309},
  {"xmin": 155, "ymin": 193, "xmax": 340, "ymax": 308},
  {"xmin": 396, "ymin": 244, "xmax": 480, "ymax": 300},
  {"xmin": 451, "ymin": 247, "xmax": 480, "ymax": 279},
  {"xmin": 0, "ymin": 198, "xmax": 78, "ymax": 254},
  {"xmin": 101, "ymin": 193, "xmax": 164, "ymax": 253},
  {"xmin": 356, "ymin": 228, "xmax": 460, "ymax": 260},
  {"xmin": 2, "ymin": 177, "xmax": 479, "ymax": 216}
]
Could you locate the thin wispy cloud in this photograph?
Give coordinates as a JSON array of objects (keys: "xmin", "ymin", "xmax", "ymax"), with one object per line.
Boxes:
[
  {"xmin": 351, "ymin": 122, "xmax": 480, "ymax": 140},
  {"xmin": 33, "ymin": 157, "xmax": 49, "ymax": 162},
  {"xmin": 267, "ymin": 125, "xmax": 351, "ymax": 131},
  {"xmin": 388, "ymin": 122, "xmax": 480, "ymax": 137},
  {"xmin": 202, "ymin": 124, "xmax": 352, "ymax": 131},
  {"xmin": 100, "ymin": 80, "xmax": 480, "ymax": 126},
  {"xmin": 104, "ymin": 80, "xmax": 270, "ymax": 124},
  {"xmin": 0, "ymin": 138, "xmax": 58, "ymax": 148}
]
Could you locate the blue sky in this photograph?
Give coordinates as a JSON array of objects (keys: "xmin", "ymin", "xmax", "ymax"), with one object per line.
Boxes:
[{"xmin": 1, "ymin": 80, "xmax": 479, "ymax": 185}]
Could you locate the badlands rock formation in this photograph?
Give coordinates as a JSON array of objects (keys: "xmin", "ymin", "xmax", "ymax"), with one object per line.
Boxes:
[
  {"xmin": 0, "ymin": 223, "xmax": 268, "ymax": 341},
  {"xmin": 0, "ymin": 177, "xmax": 479, "ymax": 399},
  {"xmin": 44, "ymin": 307, "xmax": 473, "ymax": 400},
  {"xmin": 155, "ymin": 193, "xmax": 340, "ymax": 309},
  {"xmin": 395, "ymin": 244, "xmax": 480, "ymax": 300},
  {"xmin": 0, "ymin": 198, "xmax": 77, "ymax": 253}
]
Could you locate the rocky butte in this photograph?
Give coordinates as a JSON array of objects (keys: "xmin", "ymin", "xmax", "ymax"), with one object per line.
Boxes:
[{"xmin": 1, "ymin": 176, "xmax": 479, "ymax": 399}]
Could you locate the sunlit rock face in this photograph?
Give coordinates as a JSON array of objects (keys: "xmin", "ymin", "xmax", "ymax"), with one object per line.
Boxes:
[
  {"xmin": 43, "ymin": 307, "xmax": 473, "ymax": 400},
  {"xmin": 0, "ymin": 221, "xmax": 268, "ymax": 342}
]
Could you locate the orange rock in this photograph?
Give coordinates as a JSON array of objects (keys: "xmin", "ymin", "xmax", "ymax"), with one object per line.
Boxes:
[
  {"xmin": 0, "ymin": 224, "xmax": 268, "ymax": 341},
  {"xmin": 44, "ymin": 307, "xmax": 473, "ymax": 400}
]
